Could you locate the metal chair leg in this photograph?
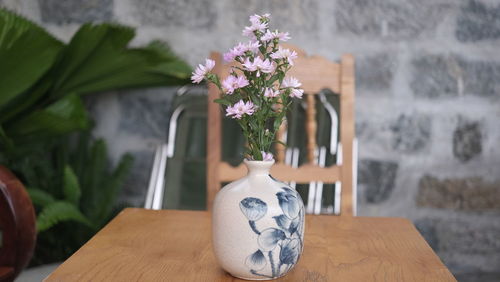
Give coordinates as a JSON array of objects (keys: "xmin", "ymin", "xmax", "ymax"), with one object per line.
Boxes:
[
  {"xmin": 151, "ymin": 144, "xmax": 168, "ymax": 210},
  {"xmin": 334, "ymin": 143, "xmax": 342, "ymax": 215},
  {"xmin": 145, "ymin": 145, "xmax": 162, "ymax": 209},
  {"xmin": 313, "ymin": 147, "xmax": 327, "ymax": 215},
  {"xmin": 144, "ymin": 105, "xmax": 185, "ymax": 210}
]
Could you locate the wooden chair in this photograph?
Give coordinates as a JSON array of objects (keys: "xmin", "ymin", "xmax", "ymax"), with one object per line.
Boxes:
[
  {"xmin": 207, "ymin": 45, "xmax": 356, "ymax": 216},
  {"xmin": 0, "ymin": 166, "xmax": 37, "ymax": 282}
]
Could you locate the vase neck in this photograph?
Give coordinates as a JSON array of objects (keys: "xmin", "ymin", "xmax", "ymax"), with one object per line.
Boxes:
[{"xmin": 244, "ymin": 159, "xmax": 274, "ymax": 177}]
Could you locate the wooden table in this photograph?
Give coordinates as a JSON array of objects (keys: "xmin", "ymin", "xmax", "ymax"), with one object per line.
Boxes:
[{"xmin": 46, "ymin": 208, "xmax": 456, "ymax": 281}]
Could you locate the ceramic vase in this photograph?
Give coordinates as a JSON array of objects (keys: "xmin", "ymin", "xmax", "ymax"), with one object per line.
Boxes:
[{"xmin": 212, "ymin": 159, "xmax": 305, "ymax": 280}]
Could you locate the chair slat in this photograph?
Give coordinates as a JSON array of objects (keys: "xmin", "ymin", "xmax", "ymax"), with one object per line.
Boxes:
[
  {"xmin": 339, "ymin": 54, "xmax": 355, "ymax": 216},
  {"xmin": 218, "ymin": 161, "xmax": 341, "ymax": 183},
  {"xmin": 206, "ymin": 52, "xmax": 224, "ymax": 210},
  {"xmin": 283, "ymin": 44, "xmax": 341, "ymax": 94}
]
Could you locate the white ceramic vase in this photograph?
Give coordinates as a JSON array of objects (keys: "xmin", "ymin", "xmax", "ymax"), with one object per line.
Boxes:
[{"xmin": 212, "ymin": 159, "xmax": 305, "ymax": 280}]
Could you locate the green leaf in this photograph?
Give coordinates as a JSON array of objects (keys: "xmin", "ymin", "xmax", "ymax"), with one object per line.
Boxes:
[
  {"xmin": 63, "ymin": 165, "xmax": 81, "ymax": 205},
  {"xmin": 251, "ymin": 144, "xmax": 262, "ymax": 161},
  {"xmin": 266, "ymin": 74, "xmax": 280, "ymax": 87},
  {"xmin": 27, "ymin": 188, "xmax": 55, "ymax": 207},
  {"xmin": 0, "ymin": 8, "xmax": 63, "ymax": 108},
  {"xmin": 274, "ymin": 140, "xmax": 287, "ymax": 147},
  {"xmin": 0, "ymin": 125, "xmax": 13, "ymax": 149},
  {"xmin": 36, "ymin": 201, "xmax": 93, "ymax": 232},
  {"xmin": 94, "ymin": 153, "xmax": 133, "ymax": 225},
  {"xmin": 80, "ymin": 139, "xmax": 107, "ymax": 216},
  {"xmin": 0, "ymin": 77, "xmax": 53, "ymax": 124},
  {"xmin": 146, "ymin": 40, "xmax": 192, "ymax": 79},
  {"xmin": 49, "ymin": 24, "xmax": 192, "ymax": 98},
  {"xmin": 273, "ymin": 116, "xmax": 283, "ymax": 131},
  {"xmin": 5, "ymin": 93, "xmax": 89, "ymax": 139},
  {"xmin": 214, "ymin": 98, "xmax": 231, "ymax": 106}
]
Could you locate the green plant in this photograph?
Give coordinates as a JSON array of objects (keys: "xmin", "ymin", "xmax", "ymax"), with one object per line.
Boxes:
[
  {"xmin": 14, "ymin": 133, "xmax": 133, "ymax": 264},
  {"xmin": 0, "ymin": 8, "xmax": 191, "ymax": 150},
  {"xmin": 0, "ymin": 8, "xmax": 192, "ymax": 263}
]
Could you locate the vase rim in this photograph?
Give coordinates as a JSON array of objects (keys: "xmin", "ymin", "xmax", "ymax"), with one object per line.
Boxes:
[
  {"xmin": 243, "ymin": 159, "xmax": 274, "ymax": 175},
  {"xmin": 243, "ymin": 159, "xmax": 275, "ymax": 164}
]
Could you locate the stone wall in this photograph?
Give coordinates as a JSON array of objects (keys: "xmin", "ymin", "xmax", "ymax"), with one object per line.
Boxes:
[{"xmin": 2, "ymin": 0, "xmax": 500, "ymax": 279}]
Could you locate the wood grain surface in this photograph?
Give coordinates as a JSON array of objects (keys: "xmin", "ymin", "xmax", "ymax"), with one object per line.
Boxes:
[{"xmin": 45, "ymin": 209, "xmax": 456, "ymax": 282}]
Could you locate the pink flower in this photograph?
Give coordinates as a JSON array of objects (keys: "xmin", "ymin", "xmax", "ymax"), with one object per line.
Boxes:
[
  {"xmin": 261, "ymin": 30, "xmax": 291, "ymax": 42},
  {"xmin": 191, "ymin": 59, "xmax": 215, "ymax": 84},
  {"xmin": 226, "ymin": 100, "xmax": 256, "ymax": 119},
  {"xmin": 246, "ymin": 40, "xmax": 261, "ymax": 53},
  {"xmin": 249, "ymin": 14, "xmax": 261, "ymax": 25},
  {"xmin": 261, "ymin": 151, "xmax": 274, "ymax": 161},
  {"xmin": 223, "ymin": 41, "xmax": 261, "ymax": 62},
  {"xmin": 290, "ymin": 88, "xmax": 304, "ymax": 98},
  {"xmin": 243, "ymin": 14, "xmax": 269, "ymax": 38},
  {"xmin": 249, "ymin": 13, "xmax": 270, "ymax": 26},
  {"xmin": 222, "ymin": 75, "xmax": 249, "ymax": 94},
  {"xmin": 223, "ymin": 42, "xmax": 246, "ymax": 62},
  {"xmin": 242, "ymin": 57, "xmax": 275, "ymax": 77},
  {"xmin": 270, "ymin": 46, "xmax": 298, "ymax": 65},
  {"xmin": 264, "ymin": 87, "xmax": 280, "ymax": 98},
  {"xmin": 282, "ymin": 77, "xmax": 304, "ymax": 99},
  {"xmin": 282, "ymin": 76, "xmax": 302, "ymax": 88},
  {"xmin": 242, "ymin": 23, "xmax": 267, "ymax": 38}
]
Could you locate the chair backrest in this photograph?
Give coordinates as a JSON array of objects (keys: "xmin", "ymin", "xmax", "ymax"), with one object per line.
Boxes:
[
  {"xmin": 0, "ymin": 166, "xmax": 36, "ymax": 281},
  {"xmin": 206, "ymin": 45, "xmax": 355, "ymax": 215}
]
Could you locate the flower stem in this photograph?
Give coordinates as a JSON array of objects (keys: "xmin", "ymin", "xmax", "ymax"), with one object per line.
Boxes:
[
  {"xmin": 269, "ymin": 251, "xmax": 276, "ymax": 277},
  {"xmin": 249, "ymin": 220, "xmax": 260, "ymax": 235}
]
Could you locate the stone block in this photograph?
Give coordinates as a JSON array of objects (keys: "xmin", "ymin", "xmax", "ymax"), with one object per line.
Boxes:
[
  {"xmin": 355, "ymin": 120, "xmax": 368, "ymax": 138},
  {"xmin": 417, "ymin": 175, "xmax": 500, "ymax": 211},
  {"xmin": 335, "ymin": 0, "xmax": 449, "ymax": 39},
  {"xmin": 455, "ymin": 272, "xmax": 500, "ymax": 282},
  {"xmin": 460, "ymin": 59, "xmax": 500, "ymax": 97},
  {"xmin": 355, "ymin": 53, "xmax": 397, "ymax": 92},
  {"xmin": 117, "ymin": 87, "xmax": 176, "ymax": 140},
  {"xmin": 119, "ymin": 150, "xmax": 154, "ymax": 207},
  {"xmin": 39, "ymin": 0, "xmax": 113, "ymax": 24},
  {"xmin": 416, "ymin": 217, "xmax": 500, "ymax": 276},
  {"xmin": 358, "ymin": 159, "xmax": 398, "ymax": 203},
  {"xmin": 390, "ymin": 114, "xmax": 431, "ymax": 153},
  {"xmin": 132, "ymin": 0, "xmax": 216, "ymax": 29},
  {"xmin": 438, "ymin": 219, "xmax": 500, "ymax": 255},
  {"xmin": 453, "ymin": 120, "xmax": 482, "ymax": 162},
  {"xmin": 456, "ymin": 0, "xmax": 500, "ymax": 42},
  {"xmin": 414, "ymin": 219, "xmax": 439, "ymax": 251},
  {"xmin": 411, "ymin": 54, "xmax": 500, "ymax": 98},
  {"xmin": 229, "ymin": 0, "xmax": 318, "ymax": 35},
  {"xmin": 410, "ymin": 55, "xmax": 459, "ymax": 98},
  {"xmin": 415, "ymin": 217, "xmax": 500, "ymax": 258}
]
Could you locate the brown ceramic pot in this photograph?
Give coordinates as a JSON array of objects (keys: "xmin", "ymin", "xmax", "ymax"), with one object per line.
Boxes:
[{"xmin": 0, "ymin": 165, "xmax": 36, "ymax": 282}]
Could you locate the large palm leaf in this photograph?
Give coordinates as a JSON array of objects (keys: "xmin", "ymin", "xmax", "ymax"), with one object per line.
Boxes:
[
  {"xmin": 49, "ymin": 23, "xmax": 192, "ymax": 98},
  {"xmin": 4, "ymin": 93, "xmax": 90, "ymax": 146},
  {"xmin": 0, "ymin": 9, "xmax": 63, "ymax": 110},
  {"xmin": 0, "ymin": 9, "xmax": 192, "ymax": 149}
]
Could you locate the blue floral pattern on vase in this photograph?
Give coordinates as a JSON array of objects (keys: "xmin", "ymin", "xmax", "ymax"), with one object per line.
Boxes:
[
  {"xmin": 239, "ymin": 187, "xmax": 304, "ymax": 279},
  {"xmin": 240, "ymin": 197, "xmax": 268, "ymax": 235}
]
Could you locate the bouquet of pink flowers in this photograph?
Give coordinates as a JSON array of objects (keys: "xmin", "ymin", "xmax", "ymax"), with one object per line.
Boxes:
[{"xmin": 192, "ymin": 13, "xmax": 303, "ymax": 161}]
